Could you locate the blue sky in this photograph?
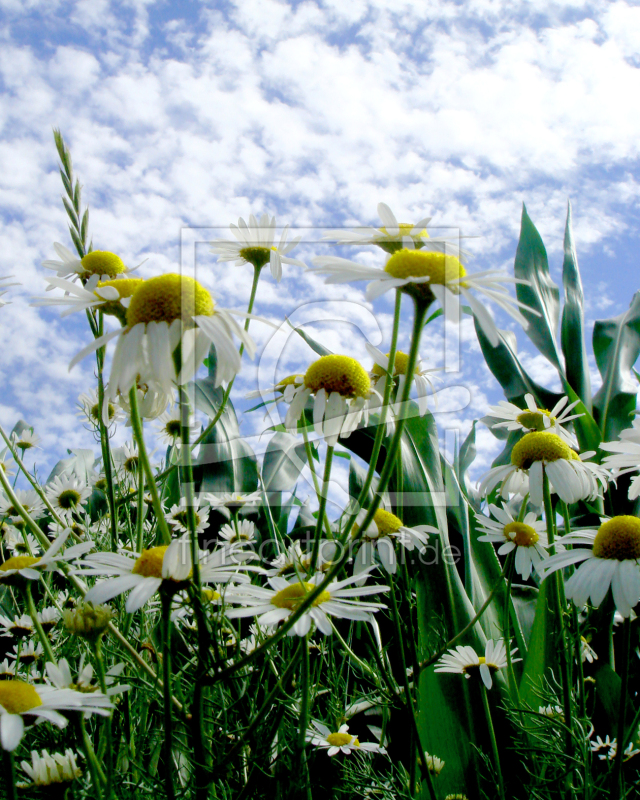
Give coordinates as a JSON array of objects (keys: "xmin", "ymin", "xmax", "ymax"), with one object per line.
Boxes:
[{"xmin": 1, "ymin": 0, "xmax": 640, "ymax": 506}]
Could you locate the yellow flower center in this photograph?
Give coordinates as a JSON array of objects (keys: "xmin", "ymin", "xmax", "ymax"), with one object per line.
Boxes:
[
  {"xmin": 516, "ymin": 408, "xmax": 555, "ymax": 431},
  {"xmin": 377, "ymin": 223, "xmax": 429, "ymax": 254},
  {"xmin": 511, "ymin": 432, "xmax": 574, "ymax": 470},
  {"xmin": 0, "ymin": 680, "xmax": 42, "ymax": 714},
  {"xmin": 373, "ymin": 509, "xmax": 403, "ymax": 536},
  {"xmin": 592, "ymin": 516, "xmax": 640, "ymax": 560},
  {"xmin": 371, "ymin": 351, "xmax": 415, "ymax": 378},
  {"xmin": 239, "ymin": 246, "xmax": 272, "ymax": 269},
  {"xmin": 304, "ymin": 355, "xmax": 371, "ymax": 399},
  {"xmin": 202, "ymin": 589, "xmax": 221, "ymax": 602},
  {"xmin": 326, "ymin": 732, "xmax": 359, "ymax": 747},
  {"xmin": 384, "ymin": 249, "xmax": 467, "ymax": 301},
  {"xmin": 503, "ymin": 521, "xmax": 539, "ymax": 547},
  {"xmin": 0, "ymin": 556, "xmax": 39, "ymax": 572},
  {"xmin": 126, "ymin": 274, "xmax": 214, "ymax": 326},
  {"xmin": 57, "ymin": 489, "xmax": 81, "ymax": 510},
  {"xmin": 275, "ymin": 374, "xmax": 304, "ymax": 392},
  {"xmin": 90, "ymin": 402, "xmax": 115, "ymax": 422},
  {"xmin": 132, "ymin": 546, "xmax": 168, "ymax": 578},
  {"xmin": 81, "ymin": 251, "xmax": 126, "ymax": 278},
  {"xmin": 271, "ymin": 582, "xmax": 331, "ymax": 610},
  {"xmin": 97, "ymin": 278, "xmax": 143, "ymax": 299},
  {"xmin": 163, "ymin": 420, "xmax": 182, "ymax": 438}
]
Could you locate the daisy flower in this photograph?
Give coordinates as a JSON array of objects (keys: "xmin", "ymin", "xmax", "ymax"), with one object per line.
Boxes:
[
  {"xmin": 351, "ymin": 508, "xmax": 433, "ymax": 579},
  {"xmin": 366, "ymin": 343, "xmax": 440, "ymax": 418},
  {"xmin": 154, "ymin": 408, "xmax": 199, "ymax": 446},
  {"xmin": 580, "ymin": 637, "xmax": 598, "ymax": 664},
  {"xmin": 310, "ymin": 243, "xmax": 535, "ymax": 347},
  {"xmin": 589, "ymin": 735, "xmax": 617, "ymax": 760},
  {"xmin": 475, "ymin": 503, "xmax": 548, "ymax": 579},
  {"xmin": 0, "ymin": 490, "xmax": 46, "ymax": 522},
  {"xmin": 266, "ymin": 540, "xmax": 339, "ymax": 578},
  {"xmin": 285, "ymin": 354, "xmax": 374, "ymax": 447},
  {"xmin": 167, "ymin": 496, "xmax": 211, "ymax": 535},
  {"xmin": 536, "ymin": 516, "xmax": 640, "ymax": 618},
  {"xmin": 218, "ymin": 520, "xmax": 258, "ymax": 546},
  {"xmin": 434, "ymin": 639, "xmax": 520, "ymax": 689},
  {"xmin": 38, "ymin": 608, "xmax": 59, "ymax": 634},
  {"xmin": 478, "ymin": 432, "xmax": 609, "ymax": 506},
  {"xmin": 112, "ymin": 441, "xmax": 141, "ymax": 479},
  {"xmin": 32, "ymin": 275, "xmax": 144, "ymax": 325},
  {"xmin": 322, "ymin": 202, "xmax": 433, "ymax": 253},
  {"xmin": 0, "ymin": 614, "xmax": 34, "ymax": 639},
  {"xmin": 69, "ymin": 274, "xmax": 257, "ymax": 421},
  {"xmin": 225, "ymin": 571, "xmax": 389, "ymax": 636},
  {"xmin": 206, "ymin": 491, "xmax": 263, "ymax": 519},
  {"xmin": 0, "ymin": 679, "xmax": 112, "ymax": 751},
  {"xmin": 45, "ymin": 476, "xmax": 91, "ymax": 521},
  {"xmin": 79, "ymin": 536, "xmax": 194, "ymax": 613},
  {"xmin": 41, "ymin": 244, "xmax": 133, "ymax": 282},
  {"xmin": 18, "ymin": 748, "xmax": 81, "ymax": 788},
  {"xmin": 483, "ymin": 393, "xmax": 582, "ymax": 446},
  {"xmin": 8, "ymin": 641, "xmax": 43, "ymax": 668},
  {"xmin": 0, "ymin": 530, "xmax": 92, "ymax": 587},
  {"xmin": 11, "ymin": 429, "xmax": 41, "ymax": 451},
  {"xmin": 77, "ymin": 389, "xmax": 125, "ymax": 428},
  {"xmin": 306, "ymin": 720, "xmax": 384, "ymax": 756},
  {"xmin": 46, "ymin": 658, "xmax": 130, "ymax": 697},
  {"xmin": 209, "ymin": 213, "xmax": 305, "ymax": 282},
  {"xmin": 245, "ymin": 373, "xmax": 305, "ymax": 405},
  {"xmin": 423, "ymin": 752, "xmax": 445, "ymax": 775},
  {"xmin": 601, "ymin": 417, "xmax": 640, "ymax": 499}
]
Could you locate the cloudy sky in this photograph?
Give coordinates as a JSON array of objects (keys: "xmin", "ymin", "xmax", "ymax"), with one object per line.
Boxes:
[{"xmin": 1, "ymin": 0, "xmax": 639, "ymax": 505}]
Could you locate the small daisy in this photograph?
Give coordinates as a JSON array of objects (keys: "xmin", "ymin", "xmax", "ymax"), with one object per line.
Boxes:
[
  {"xmin": 306, "ymin": 720, "xmax": 384, "ymax": 756},
  {"xmin": 225, "ymin": 571, "xmax": 389, "ymax": 636},
  {"xmin": 423, "ymin": 752, "xmax": 445, "ymax": 775},
  {"xmin": 580, "ymin": 637, "xmax": 598, "ymax": 664},
  {"xmin": 0, "ymin": 614, "xmax": 34, "ymax": 640},
  {"xmin": 601, "ymin": 418, "xmax": 640, "ymax": 499},
  {"xmin": 42, "ymin": 244, "xmax": 133, "ymax": 282},
  {"xmin": 8, "ymin": 641, "xmax": 44, "ymax": 668},
  {"xmin": 210, "ymin": 213, "xmax": 305, "ymax": 282},
  {"xmin": 0, "ymin": 679, "xmax": 113, "ymax": 751},
  {"xmin": 0, "ymin": 530, "xmax": 92, "ymax": 587},
  {"xmin": 69, "ymin": 274, "xmax": 258, "ymax": 421},
  {"xmin": 589, "ymin": 734, "xmax": 617, "ymax": 760},
  {"xmin": 285, "ymin": 354, "xmax": 374, "ymax": 447},
  {"xmin": 11, "ymin": 429, "xmax": 41, "ymax": 451},
  {"xmin": 483, "ymin": 393, "xmax": 582, "ymax": 445},
  {"xmin": 351, "ymin": 508, "xmax": 433, "ymax": 579},
  {"xmin": 434, "ymin": 639, "xmax": 520, "ymax": 689},
  {"xmin": 38, "ymin": 608, "xmax": 59, "ymax": 634},
  {"xmin": 310, "ymin": 243, "xmax": 535, "ymax": 347},
  {"xmin": 366, "ymin": 343, "xmax": 440, "ymax": 418},
  {"xmin": 112, "ymin": 441, "xmax": 141, "ymax": 478},
  {"xmin": 322, "ymin": 202, "xmax": 433, "ymax": 253},
  {"xmin": 245, "ymin": 374, "xmax": 305, "ymax": 404},
  {"xmin": 45, "ymin": 476, "xmax": 91, "ymax": 521},
  {"xmin": 478, "ymin": 432, "xmax": 609, "ymax": 506},
  {"xmin": 77, "ymin": 389, "xmax": 125, "ymax": 428},
  {"xmin": 0, "ymin": 490, "xmax": 46, "ymax": 522},
  {"xmin": 475, "ymin": 504, "xmax": 548, "ymax": 579},
  {"xmin": 79, "ymin": 536, "xmax": 194, "ymax": 613},
  {"xmin": 167, "ymin": 496, "xmax": 211, "ymax": 535},
  {"xmin": 46, "ymin": 658, "xmax": 130, "ymax": 697},
  {"xmin": 154, "ymin": 408, "xmax": 199, "ymax": 446},
  {"xmin": 539, "ymin": 705, "xmax": 564, "ymax": 720},
  {"xmin": 536, "ymin": 516, "xmax": 640, "ymax": 618},
  {"xmin": 206, "ymin": 491, "xmax": 263, "ymax": 519},
  {"xmin": 218, "ymin": 520, "xmax": 258, "ymax": 547},
  {"xmin": 18, "ymin": 748, "xmax": 81, "ymax": 788},
  {"xmin": 32, "ymin": 275, "xmax": 144, "ymax": 325}
]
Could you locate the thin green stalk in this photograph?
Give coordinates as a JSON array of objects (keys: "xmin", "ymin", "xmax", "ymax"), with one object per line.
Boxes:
[
  {"xmin": 161, "ymin": 591, "xmax": 176, "ymax": 800},
  {"xmin": 95, "ymin": 311, "xmax": 119, "ymax": 552},
  {"xmin": 94, "ymin": 638, "xmax": 114, "ymax": 798},
  {"xmin": 562, "ymin": 501, "xmax": 586, "ymax": 720},
  {"xmin": 310, "ymin": 445, "xmax": 334, "ymax": 571},
  {"xmin": 301, "ymin": 426, "xmax": 332, "ymax": 540},
  {"xmin": 2, "ymin": 747, "xmax": 17, "ymax": 800},
  {"xmin": 128, "ymin": 387, "xmax": 171, "ymax": 545},
  {"xmin": 75, "ymin": 714, "xmax": 106, "ymax": 794},
  {"xmin": 298, "ymin": 635, "xmax": 312, "ymax": 800},
  {"xmin": 23, "ymin": 582, "xmax": 55, "ymax": 663},
  {"xmin": 135, "ymin": 457, "xmax": 146, "ymax": 554},
  {"xmin": 195, "ymin": 264, "xmax": 262, "ymax": 447},
  {"xmin": 613, "ymin": 617, "xmax": 631, "ymax": 795},
  {"xmin": 479, "ymin": 682, "xmax": 506, "ymax": 800},
  {"xmin": 502, "ymin": 553, "xmax": 519, "ymax": 701}
]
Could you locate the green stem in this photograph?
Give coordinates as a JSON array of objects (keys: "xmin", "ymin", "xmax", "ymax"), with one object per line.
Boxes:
[
  {"xmin": 95, "ymin": 311, "xmax": 119, "ymax": 552},
  {"xmin": 301, "ymin": 427, "xmax": 332, "ymax": 540},
  {"xmin": 298, "ymin": 635, "xmax": 312, "ymax": 800},
  {"xmin": 2, "ymin": 747, "xmax": 17, "ymax": 800},
  {"xmin": 135, "ymin": 457, "xmax": 146, "ymax": 554},
  {"xmin": 562, "ymin": 501, "xmax": 586, "ymax": 720},
  {"xmin": 23, "ymin": 582, "xmax": 55, "ymax": 663},
  {"xmin": 94, "ymin": 638, "xmax": 114, "ymax": 798},
  {"xmin": 479, "ymin": 682, "xmax": 506, "ymax": 800},
  {"xmin": 502, "ymin": 553, "xmax": 519, "ymax": 701},
  {"xmin": 161, "ymin": 591, "xmax": 176, "ymax": 800},
  {"xmin": 195, "ymin": 264, "xmax": 262, "ymax": 447},
  {"xmin": 128, "ymin": 387, "xmax": 171, "ymax": 545},
  {"xmin": 75, "ymin": 714, "xmax": 106, "ymax": 795},
  {"xmin": 613, "ymin": 617, "xmax": 631, "ymax": 795},
  {"xmin": 310, "ymin": 445, "xmax": 334, "ymax": 571}
]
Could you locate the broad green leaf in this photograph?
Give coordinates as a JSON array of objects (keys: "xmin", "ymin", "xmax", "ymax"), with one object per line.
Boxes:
[
  {"xmin": 519, "ymin": 578, "xmax": 559, "ymax": 708},
  {"xmin": 592, "ymin": 291, "xmax": 640, "ymax": 442},
  {"xmin": 560, "ymin": 201, "xmax": 592, "ymax": 409},
  {"xmin": 189, "ymin": 378, "xmax": 258, "ymax": 495},
  {"xmin": 262, "ymin": 432, "xmax": 306, "ymax": 493},
  {"xmin": 559, "ymin": 381, "xmax": 601, "ymax": 454},
  {"xmin": 514, "ymin": 204, "xmax": 563, "ymax": 370},
  {"xmin": 474, "ymin": 320, "xmax": 564, "ymax": 408}
]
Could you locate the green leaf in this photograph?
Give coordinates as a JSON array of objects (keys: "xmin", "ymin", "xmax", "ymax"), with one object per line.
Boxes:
[
  {"xmin": 592, "ymin": 291, "xmax": 640, "ymax": 442},
  {"xmin": 560, "ymin": 201, "xmax": 592, "ymax": 409},
  {"xmin": 559, "ymin": 382, "xmax": 602, "ymax": 454},
  {"xmin": 262, "ymin": 432, "xmax": 306, "ymax": 493},
  {"xmin": 457, "ymin": 421, "xmax": 477, "ymax": 500},
  {"xmin": 288, "ymin": 320, "xmax": 333, "ymax": 357},
  {"xmin": 518, "ymin": 578, "xmax": 559, "ymax": 708},
  {"xmin": 514, "ymin": 204, "xmax": 563, "ymax": 370},
  {"xmin": 188, "ymin": 378, "xmax": 258, "ymax": 495}
]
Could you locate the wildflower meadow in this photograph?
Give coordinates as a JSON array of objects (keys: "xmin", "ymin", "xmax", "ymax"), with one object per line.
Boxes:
[{"xmin": 1, "ymin": 130, "xmax": 640, "ymax": 799}]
